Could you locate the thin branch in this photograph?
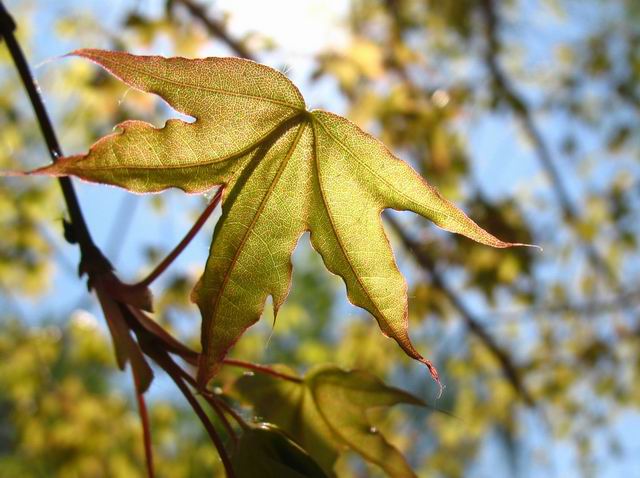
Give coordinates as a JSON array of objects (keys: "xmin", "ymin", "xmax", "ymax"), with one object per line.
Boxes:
[
  {"xmin": 135, "ymin": 187, "xmax": 223, "ymax": 288},
  {"xmin": 222, "ymin": 359, "xmax": 303, "ymax": 383},
  {"xmin": 169, "ymin": 362, "xmax": 239, "ymax": 445},
  {"xmin": 127, "ymin": 306, "xmax": 199, "ymax": 365},
  {"xmin": 479, "ymin": 0, "xmax": 573, "ymax": 216},
  {"xmin": 171, "ymin": 0, "xmax": 255, "ymax": 61},
  {"xmin": 385, "ymin": 214, "xmax": 535, "ymax": 406},
  {"xmin": 124, "ymin": 306, "xmax": 242, "ymax": 450}
]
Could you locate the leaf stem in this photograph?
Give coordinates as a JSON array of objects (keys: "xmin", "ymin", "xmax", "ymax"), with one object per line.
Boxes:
[
  {"xmin": 132, "ymin": 373, "xmax": 155, "ymax": 478},
  {"xmin": 222, "ymin": 359, "xmax": 303, "ymax": 383},
  {"xmin": 208, "ymin": 395, "xmax": 250, "ymax": 431},
  {"xmin": 166, "ymin": 359, "xmax": 238, "ymax": 441},
  {"xmin": 204, "ymin": 395, "xmax": 239, "ymax": 445},
  {"xmin": 171, "ymin": 360, "xmax": 247, "ymax": 436},
  {"xmin": 152, "ymin": 349, "xmax": 236, "ymax": 477},
  {"xmin": 135, "ymin": 187, "xmax": 223, "ymax": 288}
]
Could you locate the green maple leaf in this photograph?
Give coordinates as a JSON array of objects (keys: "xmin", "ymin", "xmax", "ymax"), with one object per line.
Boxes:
[
  {"xmin": 234, "ymin": 365, "xmax": 426, "ymax": 477},
  {"xmin": 33, "ymin": 50, "xmax": 527, "ymax": 387}
]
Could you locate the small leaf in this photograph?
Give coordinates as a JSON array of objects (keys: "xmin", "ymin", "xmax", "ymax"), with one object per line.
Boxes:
[
  {"xmin": 30, "ymin": 50, "xmax": 533, "ymax": 386},
  {"xmin": 232, "ymin": 424, "xmax": 328, "ymax": 478},
  {"xmin": 234, "ymin": 364, "xmax": 425, "ymax": 477}
]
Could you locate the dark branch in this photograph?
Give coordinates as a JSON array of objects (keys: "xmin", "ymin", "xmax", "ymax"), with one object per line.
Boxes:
[
  {"xmin": 2, "ymin": 6, "xmax": 240, "ymax": 475},
  {"xmin": 0, "ymin": 1, "xmax": 110, "ymax": 277}
]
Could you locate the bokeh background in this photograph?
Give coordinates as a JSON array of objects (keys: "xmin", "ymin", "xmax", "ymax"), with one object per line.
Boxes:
[{"xmin": 1, "ymin": 0, "xmax": 640, "ymax": 476}]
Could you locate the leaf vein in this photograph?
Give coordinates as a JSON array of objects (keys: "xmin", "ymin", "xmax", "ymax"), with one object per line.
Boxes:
[
  {"xmin": 208, "ymin": 123, "xmax": 307, "ymax": 321},
  {"xmin": 310, "ymin": 120, "xmax": 386, "ymax": 321}
]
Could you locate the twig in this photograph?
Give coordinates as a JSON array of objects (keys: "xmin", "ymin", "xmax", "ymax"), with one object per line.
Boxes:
[
  {"xmin": 124, "ymin": 306, "xmax": 242, "ymax": 449},
  {"xmin": 1, "ymin": 7, "xmax": 167, "ymax": 475},
  {"xmin": 205, "ymin": 396, "xmax": 239, "ymax": 446},
  {"xmin": 135, "ymin": 187, "xmax": 223, "ymax": 288},
  {"xmin": 479, "ymin": 0, "xmax": 573, "ymax": 216},
  {"xmin": 127, "ymin": 306, "xmax": 199, "ymax": 365},
  {"xmin": 385, "ymin": 214, "xmax": 535, "ymax": 406}
]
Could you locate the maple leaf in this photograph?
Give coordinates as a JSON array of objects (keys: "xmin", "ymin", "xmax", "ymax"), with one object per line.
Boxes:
[
  {"xmin": 32, "ymin": 50, "xmax": 528, "ymax": 388},
  {"xmin": 234, "ymin": 365, "xmax": 427, "ymax": 477}
]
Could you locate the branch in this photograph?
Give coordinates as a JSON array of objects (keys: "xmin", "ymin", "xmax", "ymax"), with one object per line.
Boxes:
[
  {"xmin": 477, "ymin": 0, "xmax": 619, "ymax": 285},
  {"xmin": 384, "ymin": 214, "xmax": 535, "ymax": 406},
  {"xmin": 171, "ymin": 0, "xmax": 255, "ymax": 61},
  {"xmin": 479, "ymin": 0, "xmax": 573, "ymax": 217},
  {"xmin": 208, "ymin": 395, "xmax": 250, "ymax": 431},
  {"xmin": 173, "ymin": 363, "xmax": 244, "ymax": 441}
]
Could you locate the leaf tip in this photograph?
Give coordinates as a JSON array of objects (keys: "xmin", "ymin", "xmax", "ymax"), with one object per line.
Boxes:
[
  {"xmin": 64, "ymin": 49, "xmax": 91, "ymax": 60},
  {"xmin": 520, "ymin": 242, "xmax": 543, "ymax": 253},
  {"xmin": 65, "ymin": 48, "xmax": 124, "ymax": 69},
  {"xmin": 487, "ymin": 236, "xmax": 544, "ymax": 251},
  {"xmin": 499, "ymin": 241, "xmax": 543, "ymax": 252},
  {"xmin": 418, "ymin": 356, "xmax": 445, "ymax": 398},
  {"xmin": 65, "ymin": 48, "xmax": 102, "ymax": 59},
  {"xmin": 0, "ymin": 169, "xmax": 29, "ymax": 177}
]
